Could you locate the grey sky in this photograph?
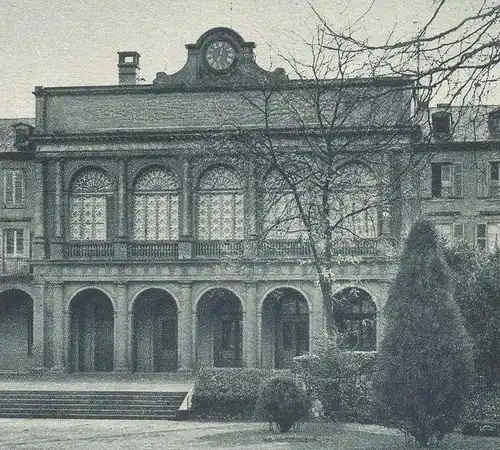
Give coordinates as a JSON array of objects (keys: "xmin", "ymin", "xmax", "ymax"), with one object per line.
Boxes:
[{"xmin": 0, "ymin": 0, "xmax": 491, "ymax": 117}]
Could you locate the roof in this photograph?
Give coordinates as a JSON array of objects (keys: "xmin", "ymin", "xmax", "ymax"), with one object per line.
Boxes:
[
  {"xmin": 0, "ymin": 118, "xmax": 34, "ymax": 152},
  {"xmin": 426, "ymin": 105, "xmax": 500, "ymax": 142}
]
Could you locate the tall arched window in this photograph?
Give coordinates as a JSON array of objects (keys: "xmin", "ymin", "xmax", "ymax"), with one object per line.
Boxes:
[
  {"xmin": 70, "ymin": 169, "xmax": 113, "ymax": 240},
  {"xmin": 197, "ymin": 166, "xmax": 244, "ymax": 240},
  {"xmin": 263, "ymin": 170, "xmax": 304, "ymax": 239},
  {"xmin": 133, "ymin": 168, "xmax": 179, "ymax": 241},
  {"xmin": 332, "ymin": 163, "xmax": 379, "ymax": 239}
]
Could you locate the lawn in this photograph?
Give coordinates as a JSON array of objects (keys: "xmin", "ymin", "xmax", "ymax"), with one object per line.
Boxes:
[{"xmin": 197, "ymin": 422, "xmax": 500, "ymax": 449}]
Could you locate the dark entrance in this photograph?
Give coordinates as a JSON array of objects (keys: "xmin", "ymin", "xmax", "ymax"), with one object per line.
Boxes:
[
  {"xmin": 133, "ymin": 289, "xmax": 178, "ymax": 372},
  {"xmin": 0, "ymin": 289, "xmax": 33, "ymax": 372},
  {"xmin": 262, "ymin": 288, "xmax": 309, "ymax": 369},
  {"xmin": 196, "ymin": 288, "xmax": 243, "ymax": 368},
  {"xmin": 69, "ymin": 289, "xmax": 114, "ymax": 372}
]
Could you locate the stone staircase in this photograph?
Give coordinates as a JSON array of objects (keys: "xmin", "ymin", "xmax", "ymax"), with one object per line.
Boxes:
[{"xmin": 0, "ymin": 390, "xmax": 188, "ymax": 420}]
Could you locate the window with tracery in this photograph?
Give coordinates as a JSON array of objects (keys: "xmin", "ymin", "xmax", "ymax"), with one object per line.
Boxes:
[
  {"xmin": 197, "ymin": 166, "xmax": 244, "ymax": 240},
  {"xmin": 133, "ymin": 168, "xmax": 179, "ymax": 240},
  {"xmin": 263, "ymin": 170, "xmax": 304, "ymax": 239},
  {"xmin": 70, "ymin": 170, "xmax": 113, "ymax": 240},
  {"xmin": 332, "ymin": 163, "xmax": 379, "ymax": 239}
]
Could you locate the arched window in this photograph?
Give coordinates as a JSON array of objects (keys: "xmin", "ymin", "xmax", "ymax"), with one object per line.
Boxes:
[
  {"xmin": 336, "ymin": 287, "xmax": 376, "ymax": 351},
  {"xmin": 332, "ymin": 163, "xmax": 379, "ymax": 239},
  {"xmin": 70, "ymin": 169, "xmax": 113, "ymax": 240},
  {"xmin": 197, "ymin": 166, "xmax": 244, "ymax": 240},
  {"xmin": 263, "ymin": 170, "xmax": 304, "ymax": 239},
  {"xmin": 133, "ymin": 168, "xmax": 179, "ymax": 241}
]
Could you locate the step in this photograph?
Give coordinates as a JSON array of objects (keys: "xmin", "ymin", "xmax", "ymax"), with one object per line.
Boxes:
[{"xmin": 0, "ymin": 390, "xmax": 187, "ymax": 420}]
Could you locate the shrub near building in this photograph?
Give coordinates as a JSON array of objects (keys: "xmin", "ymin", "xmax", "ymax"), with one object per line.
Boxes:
[
  {"xmin": 191, "ymin": 368, "xmax": 292, "ymax": 420},
  {"xmin": 374, "ymin": 220, "xmax": 475, "ymax": 447}
]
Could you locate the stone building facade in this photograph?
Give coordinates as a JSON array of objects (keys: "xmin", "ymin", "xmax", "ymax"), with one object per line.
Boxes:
[{"xmin": 3, "ymin": 27, "xmax": 496, "ymax": 375}]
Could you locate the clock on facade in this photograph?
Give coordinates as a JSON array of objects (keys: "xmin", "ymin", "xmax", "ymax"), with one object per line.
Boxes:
[{"xmin": 204, "ymin": 40, "xmax": 236, "ymax": 71}]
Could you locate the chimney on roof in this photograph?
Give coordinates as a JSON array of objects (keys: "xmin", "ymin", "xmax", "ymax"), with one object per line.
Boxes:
[{"xmin": 117, "ymin": 51, "xmax": 140, "ymax": 85}]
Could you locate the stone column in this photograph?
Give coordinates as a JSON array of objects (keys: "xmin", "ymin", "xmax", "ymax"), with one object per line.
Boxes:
[
  {"xmin": 51, "ymin": 160, "xmax": 64, "ymax": 259},
  {"xmin": 114, "ymin": 283, "xmax": 129, "ymax": 372},
  {"xmin": 178, "ymin": 158, "xmax": 193, "ymax": 259},
  {"xmin": 117, "ymin": 158, "xmax": 127, "ymax": 239},
  {"xmin": 178, "ymin": 282, "xmax": 193, "ymax": 372},
  {"xmin": 54, "ymin": 160, "xmax": 63, "ymax": 238},
  {"xmin": 309, "ymin": 286, "xmax": 325, "ymax": 355},
  {"xmin": 31, "ymin": 283, "xmax": 45, "ymax": 371},
  {"xmin": 244, "ymin": 165, "xmax": 257, "ymax": 257},
  {"xmin": 243, "ymin": 282, "xmax": 258, "ymax": 368},
  {"xmin": 180, "ymin": 158, "xmax": 192, "ymax": 238},
  {"xmin": 51, "ymin": 283, "xmax": 65, "ymax": 372},
  {"xmin": 114, "ymin": 159, "xmax": 128, "ymax": 258},
  {"xmin": 32, "ymin": 163, "xmax": 46, "ymax": 260}
]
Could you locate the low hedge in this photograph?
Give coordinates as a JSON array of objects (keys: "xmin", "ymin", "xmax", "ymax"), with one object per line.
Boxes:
[{"xmin": 191, "ymin": 367, "xmax": 292, "ymax": 419}]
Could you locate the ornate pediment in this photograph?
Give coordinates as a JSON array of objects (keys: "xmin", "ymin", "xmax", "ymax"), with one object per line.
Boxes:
[{"xmin": 153, "ymin": 27, "xmax": 287, "ymax": 89}]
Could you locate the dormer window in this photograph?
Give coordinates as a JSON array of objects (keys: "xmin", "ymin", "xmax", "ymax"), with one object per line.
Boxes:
[
  {"xmin": 12, "ymin": 123, "xmax": 32, "ymax": 149},
  {"xmin": 432, "ymin": 112, "xmax": 451, "ymax": 134},
  {"xmin": 488, "ymin": 109, "xmax": 500, "ymax": 135}
]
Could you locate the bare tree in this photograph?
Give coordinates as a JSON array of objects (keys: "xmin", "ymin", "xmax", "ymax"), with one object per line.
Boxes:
[{"xmin": 209, "ymin": 1, "xmax": 500, "ymax": 334}]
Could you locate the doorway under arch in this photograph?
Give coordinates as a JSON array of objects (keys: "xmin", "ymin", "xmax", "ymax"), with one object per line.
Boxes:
[
  {"xmin": 0, "ymin": 289, "xmax": 33, "ymax": 372},
  {"xmin": 69, "ymin": 289, "xmax": 114, "ymax": 372},
  {"xmin": 133, "ymin": 288, "xmax": 178, "ymax": 372},
  {"xmin": 196, "ymin": 288, "xmax": 243, "ymax": 368},
  {"xmin": 334, "ymin": 287, "xmax": 377, "ymax": 351},
  {"xmin": 262, "ymin": 288, "xmax": 309, "ymax": 369}
]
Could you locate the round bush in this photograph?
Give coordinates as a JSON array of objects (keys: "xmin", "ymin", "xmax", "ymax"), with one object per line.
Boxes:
[{"xmin": 254, "ymin": 376, "xmax": 308, "ymax": 432}]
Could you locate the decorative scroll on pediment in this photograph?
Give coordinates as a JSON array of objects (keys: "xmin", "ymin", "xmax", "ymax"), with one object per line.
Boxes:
[{"xmin": 153, "ymin": 27, "xmax": 288, "ymax": 89}]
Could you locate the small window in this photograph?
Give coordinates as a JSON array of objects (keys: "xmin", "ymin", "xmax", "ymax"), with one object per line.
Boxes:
[
  {"xmin": 3, "ymin": 229, "xmax": 25, "ymax": 257},
  {"xmin": 432, "ymin": 112, "xmax": 451, "ymax": 134},
  {"xmin": 491, "ymin": 162, "xmax": 500, "ymax": 182},
  {"xmin": 4, "ymin": 169, "xmax": 24, "ymax": 207},
  {"xmin": 476, "ymin": 224, "xmax": 486, "ymax": 251},
  {"xmin": 488, "ymin": 110, "xmax": 500, "ymax": 134},
  {"xmin": 475, "ymin": 223, "xmax": 500, "ymax": 253},
  {"xmin": 436, "ymin": 223, "xmax": 464, "ymax": 246},
  {"xmin": 431, "ymin": 163, "xmax": 463, "ymax": 198},
  {"xmin": 14, "ymin": 128, "xmax": 29, "ymax": 145}
]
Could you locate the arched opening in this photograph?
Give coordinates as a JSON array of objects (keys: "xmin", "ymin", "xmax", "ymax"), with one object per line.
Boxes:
[
  {"xmin": 262, "ymin": 288, "xmax": 309, "ymax": 369},
  {"xmin": 0, "ymin": 289, "xmax": 33, "ymax": 372},
  {"xmin": 69, "ymin": 289, "xmax": 114, "ymax": 372},
  {"xmin": 132, "ymin": 289, "xmax": 178, "ymax": 372},
  {"xmin": 196, "ymin": 288, "xmax": 243, "ymax": 368},
  {"xmin": 334, "ymin": 287, "xmax": 377, "ymax": 351}
]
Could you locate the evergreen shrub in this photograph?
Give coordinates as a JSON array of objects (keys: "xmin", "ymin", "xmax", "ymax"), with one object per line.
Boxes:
[
  {"xmin": 254, "ymin": 375, "xmax": 309, "ymax": 432},
  {"xmin": 374, "ymin": 220, "xmax": 475, "ymax": 447}
]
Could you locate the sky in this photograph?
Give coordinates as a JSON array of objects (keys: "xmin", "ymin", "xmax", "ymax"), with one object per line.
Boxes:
[{"xmin": 0, "ymin": 0, "xmax": 493, "ymax": 118}]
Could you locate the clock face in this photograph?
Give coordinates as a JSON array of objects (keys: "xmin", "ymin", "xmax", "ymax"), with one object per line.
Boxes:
[{"xmin": 205, "ymin": 40, "xmax": 236, "ymax": 71}]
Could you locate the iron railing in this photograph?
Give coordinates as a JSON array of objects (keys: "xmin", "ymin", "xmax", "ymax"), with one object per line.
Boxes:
[
  {"xmin": 63, "ymin": 242, "xmax": 114, "ymax": 259},
  {"xmin": 193, "ymin": 240, "xmax": 244, "ymax": 258},
  {"xmin": 128, "ymin": 242, "xmax": 179, "ymax": 259}
]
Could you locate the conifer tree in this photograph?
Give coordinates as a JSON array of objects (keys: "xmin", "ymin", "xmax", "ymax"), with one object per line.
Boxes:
[{"xmin": 373, "ymin": 220, "xmax": 474, "ymax": 447}]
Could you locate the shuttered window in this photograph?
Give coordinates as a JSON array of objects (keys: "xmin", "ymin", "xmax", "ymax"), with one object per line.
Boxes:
[{"xmin": 4, "ymin": 170, "xmax": 24, "ymax": 207}]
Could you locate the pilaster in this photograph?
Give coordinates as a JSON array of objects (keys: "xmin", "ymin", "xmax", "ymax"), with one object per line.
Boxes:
[
  {"xmin": 50, "ymin": 282, "xmax": 65, "ymax": 372},
  {"xmin": 31, "ymin": 282, "xmax": 46, "ymax": 371},
  {"xmin": 243, "ymin": 281, "xmax": 258, "ymax": 368},
  {"xmin": 180, "ymin": 157, "xmax": 192, "ymax": 239},
  {"xmin": 114, "ymin": 282, "xmax": 129, "ymax": 372},
  {"xmin": 178, "ymin": 282, "xmax": 194, "ymax": 372}
]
